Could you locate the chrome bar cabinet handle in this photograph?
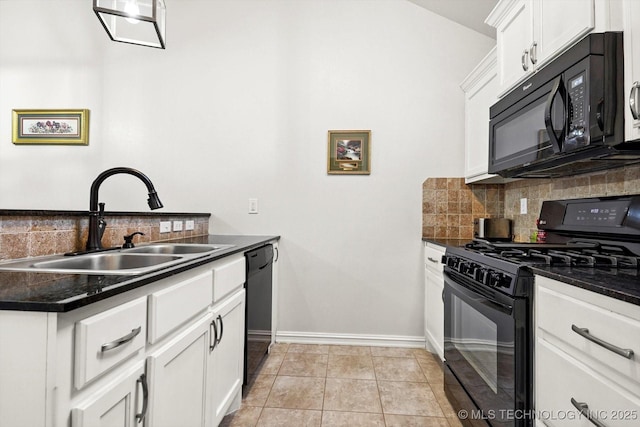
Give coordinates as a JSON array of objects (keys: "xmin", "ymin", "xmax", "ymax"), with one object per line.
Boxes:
[
  {"xmin": 100, "ymin": 326, "xmax": 142, "ymax": 352},
  {"xmin": 216, "ymin": 314, "xmax": 224, "ymax": 345},
  {"xmin": 135, "ymin": 373, "xmax": 148, "ymax": 423},
  {"xmin": 529, "ymin": 41, "xmax": 537, "ymax": 65},
  {"xmin": 427, "ymin": 257, "xmax": 439, "ymax": 263},
  {"xmin": 209, "ymin": 318, "xmax": 218, "ymax": 351},
  {"xmin": 521, "ymin": 49, "xmax": 529, "ymax": 71},
  {"xmin": 571, "ymin": 398, "xmax": 608, "ymax": 427},
  {"xmin": 571, "ymin": 324, "xmax": 634, "ymax": 359}
]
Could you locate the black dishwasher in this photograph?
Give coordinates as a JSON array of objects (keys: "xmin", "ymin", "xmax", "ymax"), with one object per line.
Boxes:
[{"xmin": 244, "ymin": 244, "xmax": 274, "ymax": 386}]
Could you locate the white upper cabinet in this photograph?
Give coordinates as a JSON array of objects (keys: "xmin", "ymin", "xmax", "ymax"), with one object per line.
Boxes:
[
  {"xmin": 489, "ymin": 0, "xmax": 534, "ymax": 96},
  {"xmin": 533, "ymin": 0, "xmax": 594, "ymax": 68},
  {"xmin": 624, "ymin": 0, "xmax": 640, "ymax": 141},
  {"xmin": 487, "ymin": 0, "xmax": 599, "ymax": 97},
  {"xmin": 461, "ymin": 47, "xmax": 501, "ymax": 183}
]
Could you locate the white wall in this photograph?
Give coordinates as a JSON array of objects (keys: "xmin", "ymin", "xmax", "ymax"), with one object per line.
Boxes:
[{"xmin": 0, "ymin": 0, "xmax": 494, "ymax": 341}]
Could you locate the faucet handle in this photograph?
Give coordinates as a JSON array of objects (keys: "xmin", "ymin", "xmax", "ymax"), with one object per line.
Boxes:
[
  {"xmin": 123, "ymin": 231, "xmax": 145, "ymax": 249},
  {"xmin": 98, "ymin": 202, "xmax": 105, "ymax": 216}
]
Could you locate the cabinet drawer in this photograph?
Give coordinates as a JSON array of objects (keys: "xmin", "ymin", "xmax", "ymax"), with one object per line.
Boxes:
[
  {"xmin": 536, "ymin": 338, "xmax": 640, "ymax": 427},
  {"xmin": 537, "ymin": 281, "xmax": 640, "ymax": 386},
  {"xmin": 148, "ymin": 270, "xmax": 213, "ymax": 344},
  {"xmin": 425, "ymin": 244, "xmax": 444, "ymax": 275},
  {"xmin": 212, "ymin": 256, "xmax": 246, "ymax": 303},
  {"xmin": 75, "ymin": 296, "xmax": 147, "ymax": 389}
]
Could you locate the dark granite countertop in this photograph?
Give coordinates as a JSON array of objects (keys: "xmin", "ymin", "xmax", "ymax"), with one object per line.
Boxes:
[
  {"xmin": 0, "ymin": 209, "xmax": 210, "ymax": 217},
  {"xmin": 530, "ymin": 266, "xmax": 640, "ymax": 306},
  {"xmin": 422, "ymin": 238, "xmax": 473, "ymax": 248},
  {"xmin": 0, "ymin": 234, "xmax": 279, "ymax": 313}
]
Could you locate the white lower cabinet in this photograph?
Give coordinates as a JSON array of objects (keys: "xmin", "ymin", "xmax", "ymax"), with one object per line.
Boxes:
[
  {"xmin": 146, "ymin": 313, "xmax": 212, "ymax": 427},
  {"xmin": 424, "ymin": 242, "xmax": 445, "ymax": 361},
  {"xmin": 71, "ymin": 362, "xmax": 146, "ymax": 427},
  {"xmin": 207, "ymin": 289, "xmax": 246, "ymax": 427},
  {"xmin": 535, "ymin": 276, "xmax": 640, "ymax": 427},
  {"xmin": 0, "ymin": 251, "xmax": 252, "ymax": 427}
]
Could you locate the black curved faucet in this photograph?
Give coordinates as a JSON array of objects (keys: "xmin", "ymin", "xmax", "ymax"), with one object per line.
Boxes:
[{"xmin": 86, "ymin": 167, "xmax": 163, "ymax": 251}]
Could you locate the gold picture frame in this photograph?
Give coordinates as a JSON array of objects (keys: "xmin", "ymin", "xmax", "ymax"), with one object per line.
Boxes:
[
  {"xmin": 327, "ymin": 130, "xmax": 371, "ymax": 175},
  {"xmin": 12, "ymin": 109, "xmax": 90, "ymax": 145}
]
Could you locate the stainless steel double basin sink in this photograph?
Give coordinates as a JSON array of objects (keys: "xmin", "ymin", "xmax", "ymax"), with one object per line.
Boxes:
[{"xmin": 0, "ymin": 243, "xmax": 235, "ymax": 276}]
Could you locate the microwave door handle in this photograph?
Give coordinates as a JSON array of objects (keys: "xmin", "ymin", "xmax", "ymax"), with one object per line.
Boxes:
[{"xmin": 544, "ymin": 76, "xmax": 567, "ymax": 153}]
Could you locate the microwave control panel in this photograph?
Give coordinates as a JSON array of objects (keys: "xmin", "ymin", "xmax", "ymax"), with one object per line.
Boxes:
[{"xmin": 567, "ymin": 72, "xmax": 587, "ymax": 146}]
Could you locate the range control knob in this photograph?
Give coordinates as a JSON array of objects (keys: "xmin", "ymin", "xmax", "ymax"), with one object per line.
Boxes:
[
  {"xmin": 490, "ymin": 272, "xmax": 512, "ymax": 288},
  {"xmin": 456, "ymin": 261, "xmax": 468, "ymax": 273},
  {"xmin": 489, "ymin": 271, "xmax": 503, "ymax": 287},
  {"xmin": 476, "ymin": 268, "xmax": 489, "ymax": 283},
  {"xmin": 446, "ymin": 256, "xmax": 459, "ymax": 269}
]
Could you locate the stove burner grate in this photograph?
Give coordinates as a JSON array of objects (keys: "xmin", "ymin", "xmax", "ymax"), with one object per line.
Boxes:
[{"xmin": 473, "ymin": 242, "xmax": 640, "ymax": 269}]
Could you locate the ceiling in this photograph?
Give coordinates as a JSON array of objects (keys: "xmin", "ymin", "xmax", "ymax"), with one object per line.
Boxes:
[{"xmin": 407, "ymin": 0, "xmax": 498, "ymax": 39}]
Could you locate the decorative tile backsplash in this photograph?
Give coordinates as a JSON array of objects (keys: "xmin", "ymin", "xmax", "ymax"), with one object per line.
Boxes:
[
  {"xmin": 504, "ymin": 165, "xmax": 640, "ymax": 242},
  {"xmin": 423, "ymin": 164, "xmax": 640, "ymax": 242},
  {"xmin": 0, "ymin": 212, "xmax": 210, "ymax": 261},
  {"xmin": 422, "ymin": 178, "xmax": 504, "ymax": 240}
]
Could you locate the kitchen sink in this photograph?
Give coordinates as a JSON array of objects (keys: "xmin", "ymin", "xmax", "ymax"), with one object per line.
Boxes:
[
  {"xmin": 34, "ymin": 253, "xmax": 183, "ymax": 273},
  {"xmin": 125, "ymin": 243, "xmax": 234, "ymax": 255},
  {"xmin": 0, "ymin": 243, "xmax": 235, "ymax": 275}
]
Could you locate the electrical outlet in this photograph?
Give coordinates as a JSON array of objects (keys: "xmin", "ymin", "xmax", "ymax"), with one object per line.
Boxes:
[
  {"xmin": 159, "ymin": 221, "xmax": 171, "ymax": 233},
  {"xmin": 520, "ymin": 198, "xmax": 528, "ymax": 214},
  {"xmin": 249, "ymin": 198, "xmax": 259, "ymax": 214},
  {"xmin": 173, "ymin": 221, "xmax": 183, "ymax": 231},
  {"xmin": 185, "ymin": 220, "xmax": 195, "ymax": 231}
]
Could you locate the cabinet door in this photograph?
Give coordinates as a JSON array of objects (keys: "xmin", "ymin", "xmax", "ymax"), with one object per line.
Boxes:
[
  {"xmin": 462, "ymin": 48, "xmax": 498, "ymax": 183},
  {"xmin": 146, "ymin": 313, "xmax": 212, "ymax": 427},
  {"xmin": 534, "ymin": 0, "xmax": 594, "ymax": 68},
  {"xmin": 495, "ymin": 0, "xmax": 533, "ymax": 95},
  {"xmin": 71, "ymin": 362, "xmax": 146, "ymax": 427},
  {"xmin": 624, "ymin": 0, "xmax": 640, "ymax": 140},
  {"xmin": 424, "ymin": 244, "xmax": 445, "ymax": 361},
  {"xmin": 207, "ymin": 289, "xmax": 245, "ymax": 427},
  {"xmin": 425, "ymin": 271, "xmax": 444, "ymax": 361}
]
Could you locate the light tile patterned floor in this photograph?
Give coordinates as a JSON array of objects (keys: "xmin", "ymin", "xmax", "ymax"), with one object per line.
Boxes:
[{"xmin": 221, "ymin": 344, "xmax": 463, "ymax": 427}]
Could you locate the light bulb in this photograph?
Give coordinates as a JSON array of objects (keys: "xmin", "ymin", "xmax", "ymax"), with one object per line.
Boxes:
[{"xmin": 124, "ymin": 0, "xmax": 140, "ymax": 24}]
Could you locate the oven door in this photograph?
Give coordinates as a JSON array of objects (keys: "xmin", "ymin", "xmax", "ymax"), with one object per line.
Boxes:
[{"xmin": 443, "ymin": 270, "xmax": 531, "ymax": 427}]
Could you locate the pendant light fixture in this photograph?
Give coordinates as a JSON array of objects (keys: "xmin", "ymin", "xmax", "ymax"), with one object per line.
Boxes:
[{"xmin": 93, "ymin": 0, "xmax": 166, "ymax": 49}]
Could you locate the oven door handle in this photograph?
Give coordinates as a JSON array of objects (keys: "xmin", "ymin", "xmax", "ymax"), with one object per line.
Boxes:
[
  {"xmin": 544, "ymin": 75, "xmax": 567, "ymax": 153},
  {"xmin": 444, "ymin": 271, "xmax": 513, "ymax": 315}
]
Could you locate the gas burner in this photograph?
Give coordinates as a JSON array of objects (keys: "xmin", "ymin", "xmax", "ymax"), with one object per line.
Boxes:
[{"xmin": 466, "ymin": 239, "xmax": 640, "ymax": 269}]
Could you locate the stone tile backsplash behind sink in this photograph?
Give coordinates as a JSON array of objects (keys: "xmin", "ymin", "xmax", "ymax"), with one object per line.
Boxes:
[
  {"xmin": 0, "ymin": 212, "xmax": 210, "ymax": 261},
  {"xmin": 422, "ymin": 178, "xmax": 504, "ymax": 240}
]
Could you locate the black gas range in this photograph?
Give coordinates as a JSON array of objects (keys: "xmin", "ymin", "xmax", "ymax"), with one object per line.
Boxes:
[{"xmin": 442, "ymin": 194, "xmax": 640, "ymax": 427}]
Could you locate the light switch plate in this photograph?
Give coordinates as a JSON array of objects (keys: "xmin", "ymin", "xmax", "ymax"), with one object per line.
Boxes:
[
  {"xmin": 185, "ymin": 220, "xmax": 195, "ymax": 231},
  {"xmin": 520, "ymin": 198, "xmax": 527, "ymax": 214},
  {"xmin": 173, "ymin": 221, "xmax": 183, "ymax": 231},
  {"xmin": 249, "ymin": 198, "xmax": 259, "ymax": 214},
  {"xmin": 160, "ymin": 221, "xmax": 171, "ymax": 233}
]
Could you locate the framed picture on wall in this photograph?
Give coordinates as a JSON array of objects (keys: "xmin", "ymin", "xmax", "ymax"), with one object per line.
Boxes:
[
  {"xmin": 12, "ymin": 109, "xmax": 90, "ymax": 145},
  {"xmin": 327, "ymin": 130, "xmax": 371, "ymax": 175}
]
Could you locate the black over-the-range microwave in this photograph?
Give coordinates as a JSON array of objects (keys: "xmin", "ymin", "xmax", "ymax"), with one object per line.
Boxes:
[{"xmin": 489, "ymin": 32, "xmax": 640, "ymax": 178}]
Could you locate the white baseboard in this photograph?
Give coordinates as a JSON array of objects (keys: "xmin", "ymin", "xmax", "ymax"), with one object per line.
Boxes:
[{"xmin": 275, "ymin": 331, "xmax": 425, "ymax": 348}]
